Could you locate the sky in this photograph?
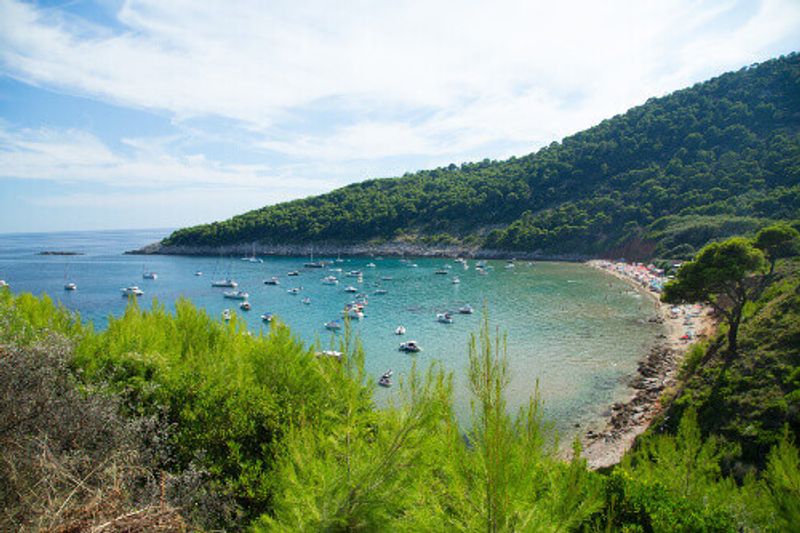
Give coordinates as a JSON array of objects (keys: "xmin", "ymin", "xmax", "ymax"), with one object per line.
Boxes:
[{"xmin": 1, "ymin": 0, "xmax": 799, "ymax": 233}]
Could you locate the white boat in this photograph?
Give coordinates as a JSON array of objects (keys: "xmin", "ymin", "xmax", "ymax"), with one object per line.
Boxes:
[
  {"xmin": 437, "ymin": 312, "xmax": 454, "ymax": 324},
  {"xmin": 322, "ymin": 275, "xmax": 339, "ymax": 285},
  {"xmin": 142, "ymin": 271, "xmax": 158, "ymax": 280},
  {"xmin": 399, "ymin": 340, "xmax": 421, "ymax": 353},
  {"xmin": 287, "ymin": 287, "xmax": 302, "ymax": 295},
  {"xmin": 212, "ymin": 278, "xmax": 238, "ymax": 288},
  {"xmin": 223, "ymin": 290, "xmax": 249, "ymax": 300},
  {"xmin": 395, "ymin": 325, "xmax": 406, "ymax": 335},
  {"xmin": 264, "ymin": 277, "xmax": 280, "ymax": 285},
  {"xmin": 381, "ymin": 276, "xmax": 393, "ymax": 281},
  {"xmin": 121, "ymin": 286, "xmax": 144, "ymax": 297},
  {"xmin": 452, "ymin": 277, "xmax": 460, "ymax": 284},
  {"xmin": 346, "ymin": 308, "xmax": 365, "ymax": 319},
  {"xmin": 287, "ymin": 271, "xmax": 299, "ymax": 276},
  {"xmin": 458, "ymin": 304, "xmax": 474, "ymax": 314},
  {"xmin": 378, "ymin": 374, "xmax": 392, "ymax": 387},
  {"xmin": 241, "ymin": 244, "xmax": 263, "ymax": 263},
  {"xmin": 366, "ymin": 263, "xmax": 376, "ymax": 268},
  {"xmin": 222, "ymin": 309, "xmax": 231, "ymax": 321},
  {"xmin": 64, "ymin": 282, "xmax": 77, "ymax": 291},
  {"xmin": 316, "ymin": 350, "xmax": 343, "ymax": 360},
  {"xmin": 347, "ymin": 270, "xmax": 362, "ymax": 277},
  {"xmin": 329, "ymin": 267, "xmax": 343, "ymax": 273},
  {"xmin": 325, "ymin": 320, "xmax": 342, "ymax": 331},
  {"xmin": 240, "ymin": 301, "xmax": 251, "ymax": 311},
  {"xmin": 0, "ymin": 280, "xmax": 8, "ymax": 288},
  {"xmin": 302, "ymin": 297, "xmax": 312, "ymax": 305},
  {"xmin": 344, "ymin": 285, "xmax": 358, "ymax": 293},
  {"xmin": 195, "ymin": 271, "xmax": 203, "ymax": 276},
  {"xmin": 261, "ymin": 313, "xmax": 273, "ymax": 322},
  {"xmin": 374, "ymin": 289, "xmax": 388, "ymax": 295}
]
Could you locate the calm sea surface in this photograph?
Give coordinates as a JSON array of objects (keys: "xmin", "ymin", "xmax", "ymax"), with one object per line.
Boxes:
[{"xmin": 0, "ymin": 229, "xmax": 661, "ymax": 435}]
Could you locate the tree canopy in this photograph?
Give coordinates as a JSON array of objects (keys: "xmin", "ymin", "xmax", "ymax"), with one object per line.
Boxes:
[
  {"xmin": 163, "ymin": 53, "xmax": 800, "ymax": 259},
  {"xmin": 754, "ymin": 222, "xmax": 800, "ymax": 273}
]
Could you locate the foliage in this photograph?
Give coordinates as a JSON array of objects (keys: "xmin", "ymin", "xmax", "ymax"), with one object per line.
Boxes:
[
  {"xmin": 754, "ymin": 222, "xmax": 800, "ymax": 274},
  {"xmin": 163, "ymin": 54, "xmax": 800, "ymax": 258},
  {"xmin": 662, "ymin": 237, "xmax": 767, "ymax": 353}
]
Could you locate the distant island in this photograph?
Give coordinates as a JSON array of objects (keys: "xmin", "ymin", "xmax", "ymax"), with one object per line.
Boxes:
[
  {"xmin": 38, "ymin": 251, "xmax": 85, "ymax": 256},
  {"xmin": 138, "ymin": 53, "xmax": 799, "ymax": 261}
]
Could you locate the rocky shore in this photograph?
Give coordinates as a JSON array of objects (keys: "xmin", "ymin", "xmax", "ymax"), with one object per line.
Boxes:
[
  {"xmin": 127, "ymin": 240, "xmax": 590, "ymax": 262},
  {"xmin": 581, "ymin": 260, "xmax": 716, "ymax": 469}
]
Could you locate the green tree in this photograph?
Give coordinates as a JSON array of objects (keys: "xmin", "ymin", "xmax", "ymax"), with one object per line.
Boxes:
[
  {"xmin": 662, "ymin": 237, "xmax": 766, "ymax": 355},
  {"xmin": 754, "ymin": 222, "xmax": 800, "ymax": 274}
]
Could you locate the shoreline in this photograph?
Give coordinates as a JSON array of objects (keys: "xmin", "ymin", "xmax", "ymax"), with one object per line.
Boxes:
[
  {"xmin": 127, "ymin": 240, "xmax": 592, "ymax": 262},
  {"xmin": 581, "ymin": 260, "xmax": 716, "ymax": 469}
]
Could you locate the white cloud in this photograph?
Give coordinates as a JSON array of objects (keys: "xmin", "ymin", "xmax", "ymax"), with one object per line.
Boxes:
[{"xmin": 2, "ymin": 0, "xmax": 798, "ymax": 165}]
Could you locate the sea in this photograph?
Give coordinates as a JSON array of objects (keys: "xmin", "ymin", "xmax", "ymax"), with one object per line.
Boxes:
[{"xmin": 0, "ymin": 228, "xmax": 662, "ymax": 436}]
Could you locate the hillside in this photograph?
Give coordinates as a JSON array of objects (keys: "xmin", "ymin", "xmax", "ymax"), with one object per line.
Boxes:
[{"xmin": 157, "ymin": 53, "xmax": 800, "ymax": 259}]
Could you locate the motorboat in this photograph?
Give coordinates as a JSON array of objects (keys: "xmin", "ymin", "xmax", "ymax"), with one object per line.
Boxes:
[
  {"xmin": 409, "ymin": 263, "xmax": 418, "ymax": 268},
  {"xmin": 64, "ymin": 282, "xmax": 77, "ymax": 291},
  {"xmin": 381, "ymin": 369, "xmax": 393, "ymax": 379},
  {"xmin": 434, "ymin": 269, "xmax": 449, "ymax": 275},
  {"xmin": 345, "ymin": 308, "xmax": 365, "ymax": 319},
  {"xmin": 304, "ymin": 262, "xmax": 326, "ymax": 268},
  {"xmin": 399, "ymin": 341, "xmax": 421, "ymax": 353},
  {"xmin": 261, "ymin": 313, "xmax": 273, "ymax": 323},
  {"xmin": 287, "ymin": 287, "xmax": 302, "ymax": 295},
  {"xmin": 142, "ymin": 271, "xmax": 158, "ymax": 280},
  {"xmin": 347, "ymin": 270, "xmax": 362, "ymax": 277},
  {"xmin": 366, "ymin": 263, "xmax": 376, "ymax": 268},
  {"xmin": 344, "ymin": 285, "xmax": 358, "ymax": 293},
  {"xmin": 381, "ymin": 276, "xmax": 393, "ymax": 281},
  {"xmin": 395, "ymin": 325, "xmax": 406, "ymax": 335},
  {"xmin": 325, "ymin": 320, "xmax": 342, "ymax": 331},
  {"xmin": 378, "ymin": 375, "xmax": 392, "ymax": 387},
  {"xmin": 195, "ymin": 271, "xmax": 203, "ymax": 276},
  {"xmin": 302, "ymin": 297, "xmax": 312, "ymax": 305},
  {"xmin": 222, "ymin": 309, "xmax": 232, "ymax": 321},
  {"xmin": 211, "ymin": 278, "xmax": 238, "ymax": 288},
  {"xmin": 223, "ymin": 290, "xmax": 249, "ymax": 300},
  {"xmin": 287, "ymin": 271, "xmax": 299, "ymax": 276},
  {"xmin": 121, "ymin": 286, "xmax": 144, "ymax": 297},
  {"xmin": 264, "ymin": 277, "xmax": 280, "ymax": 285},
  {"xmin": 452, "ymin": 277, "xmax": 460, "ymax": 284},
  {"xmin": 458, "ymin": 304, "xmax": 474, "ymax": 314},
  {"xmin": 374, "ymin": 289, "xmax": 388, "ymax": 295},
  {"xmin": 437, "ymin": 312, "xmax": 454, "ymax": 324},
  {"xmin": 322, "ymin": 275, "xmax": 339, "ymax": 285},
  {"xmin": 240, "ymin": 301, "xmax": 251, "ymax": 311}
]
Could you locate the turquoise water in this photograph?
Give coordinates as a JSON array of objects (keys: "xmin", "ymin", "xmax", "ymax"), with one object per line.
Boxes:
[{"xmin": 0, "ymin": 229, "xmax": 661, "ymax": 435}]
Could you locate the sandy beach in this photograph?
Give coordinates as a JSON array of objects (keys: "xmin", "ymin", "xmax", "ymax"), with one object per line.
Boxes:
[{"xmin": 581, "ymin": 260, "xmax": 717, "ymax": 469}]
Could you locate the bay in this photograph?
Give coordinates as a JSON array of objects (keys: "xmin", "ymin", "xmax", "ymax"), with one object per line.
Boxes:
[{"xmin": 0, "ymin": 228, "xmax": 662, "ymax": 436}]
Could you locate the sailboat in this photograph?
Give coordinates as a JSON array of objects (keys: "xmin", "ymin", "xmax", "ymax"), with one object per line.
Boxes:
[
  {"xmin": 63, "ymin": 263, "xmax": 77, "ymax": 290},
  {"xmin": 304, "ymin": 247, "xmax": 325, "ymax": 268},
  {"xmin": 241, "ymin": 244, "xmax": 263, "ymax": 263}
]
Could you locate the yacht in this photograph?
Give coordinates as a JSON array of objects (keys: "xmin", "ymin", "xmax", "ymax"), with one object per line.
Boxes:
[
  {"xmin": 458, "ymin": 304, "xmax": 475, "ymax": 314},
  {"xmin": 325, "ymin": 320, "xmax": 342, "ymax": 331},
  {"xmin": 211, "ymin": 278, "xmax": 238, "ymax": 288},
  {"xmin": 322, "ymin": 275, "xmax": 339, "ymax": 285},
  {"xmin": 399, "ymin": 340, "xmax": 422, "ymax": 353},
  {"xmin": 436, "ymin": 312, "xmax": 454, "ymax": 324},
  {"xmin": 121, "ymin": 286, "xmax": 144, "ymax": 297},
  {"xmin": 64, "ymin": 282, "xmax": 77, "ymax": 291},
  {"xmin": 344, "ymin": 285, "xmax": 358, "ymax": 293},
  {"xmin": 223, "ymin": 290, "xmax": 249, "ymax": 300},
  {"xmin": 395, "ymin": 325, "xmax": 406, "ymax": 335},
  {"xmin": 264, "ymin": 277, "xmax": 280, "ymax": 285}
]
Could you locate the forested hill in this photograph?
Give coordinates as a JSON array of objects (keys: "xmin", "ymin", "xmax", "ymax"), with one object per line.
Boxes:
[{"xmin": 161, "ymin": 53, "xmax": 800, "ymax": 259}]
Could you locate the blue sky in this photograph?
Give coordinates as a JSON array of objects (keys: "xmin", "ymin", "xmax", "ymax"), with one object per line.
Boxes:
[{"xmin": 1, "ymin": 0, "xmax": 799, "ymax": 233}]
